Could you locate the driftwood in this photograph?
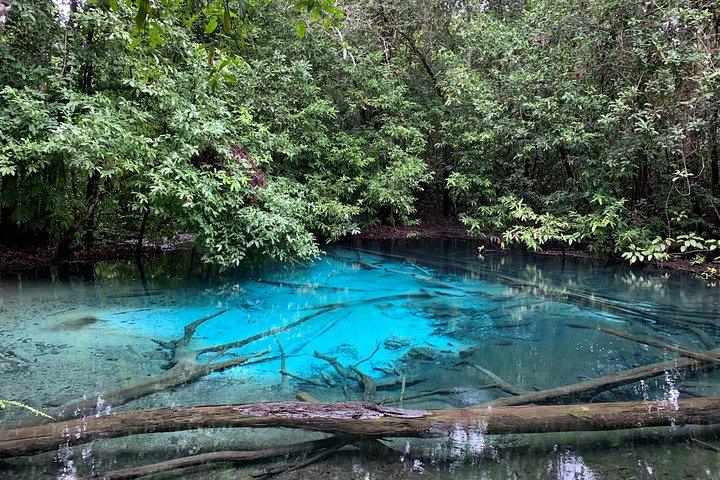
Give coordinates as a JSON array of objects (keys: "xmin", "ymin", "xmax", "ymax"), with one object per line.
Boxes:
[
  {"xmin": 327, "ymin": 251, "xmax": 459, "ymax": 292},
  {"xmin": 46, "ymin": 310, "xmax": 269, "ymax": 421},
  {"xmin": 350, "ymin": 366, "xmax": 377, "ymax": 401},
  {"xmin": 337, "ymin": 247, "xmax": 719, "ymax": 338},
  {"xmin": 93, "ymin": 424, "xmax": 720, "ymax": 479},
  {"xmin": 302, "ymin": 291, "xmax": 434, "ymax": 312},
  {"xmin": 2, "ymin": 398, "xmax": 720, "ymax": 457},
  {"xmin": 251, "ymin": 442, "xmax": 348, "ymax": 479},
  {"xmin": 689, "ymin": 437, "xmax": 720, "ymax": 453},
  {"xmin": 382, "ymin": 385, "xmax": 499, "ymax": 404},
  {"xmin": 255, "ymin": 278, "xmax": 366, "ymax": 293},
  {"xmin": 102, "ymin": 391, "xmax": 371, "ymax": 479},
  {"xmin": 313, "ymin": 349, "xmax": 421, "ymax": 399}
]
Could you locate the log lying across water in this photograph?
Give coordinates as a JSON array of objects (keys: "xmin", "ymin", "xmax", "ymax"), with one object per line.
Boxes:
[{"xmin": 2, "ymin": 398, "xmax": 720, "ymax": 458}]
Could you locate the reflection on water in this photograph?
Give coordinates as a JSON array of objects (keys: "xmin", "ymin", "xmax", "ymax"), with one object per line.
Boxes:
[
  {"xmin": 1, "ymin": 238, "xmax": 720, "ymax": 479},
  {"xmin": 554, "ymin": 453, "xmax": 596, "ymax": 480}
]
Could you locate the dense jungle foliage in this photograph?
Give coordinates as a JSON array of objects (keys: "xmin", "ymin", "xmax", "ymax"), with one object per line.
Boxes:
[{"xmin": 1, "ymin": 0, "xmax": 719, "ymax": 268}]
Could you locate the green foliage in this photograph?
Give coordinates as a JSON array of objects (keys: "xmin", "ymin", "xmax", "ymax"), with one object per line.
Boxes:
[
  {"xmin": 442, "ymin": 0, "xmax": 720, "ymax": 264},
  {"xmin": 1, "ymin": 0, "xmax": 718, "ymax": 267},
  {"xmin": 622, "ymin": 234, "xmax": 720, "ymax": 264},
  {"xmin": 0, "ymin": 0, "xmax": 429, "ymax": 266}
]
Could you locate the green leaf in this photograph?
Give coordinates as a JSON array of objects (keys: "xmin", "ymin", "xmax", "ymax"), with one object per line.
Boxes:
[
  {"xmin": 295, "ymin": 20, "xmax": 307, "ymax": 38},
  {"xmin": 205, "ymin": 18, "xmax": 219, "ymax": 34}
]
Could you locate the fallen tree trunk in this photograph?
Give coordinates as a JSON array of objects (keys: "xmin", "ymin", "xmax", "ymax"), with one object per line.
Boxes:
[
  {"xmin": 48, "ymin": 352, "xmax": 268, "ymax": 421},
  {"xmin": 33, "ymin": 307, "xmax": 340, "ymax": 424},
  {"xmin": 487, "ymin": 347, "xmax": 720, "ymax": 406},
  {"xmin": 3, "ymin": 398, "xmax": 720, "ymax": 458},
  {"xmin": 566, "ymin": 323, "xmax": 720, "ymax": 366}
]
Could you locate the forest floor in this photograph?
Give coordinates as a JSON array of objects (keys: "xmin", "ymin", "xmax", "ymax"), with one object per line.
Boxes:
[{"xmin": 0, "ymin": 223, "xmax": 716, "ymax": 277}]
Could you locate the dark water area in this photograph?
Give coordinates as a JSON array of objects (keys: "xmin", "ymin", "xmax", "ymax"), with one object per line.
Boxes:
[{"xmin": 1, "ymin": 239, "xmax": 719, "ymax": 479}]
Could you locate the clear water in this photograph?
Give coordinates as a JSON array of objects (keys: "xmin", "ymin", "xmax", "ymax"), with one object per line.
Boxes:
[{"xmin": 1, "ymin": 239, "xmax": 720, "ymax": 479}]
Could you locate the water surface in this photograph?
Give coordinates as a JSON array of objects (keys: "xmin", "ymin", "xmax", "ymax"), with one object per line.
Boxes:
[{"xmin": 1, "ymin": 239, "xmax": 719, "ymax": 479}]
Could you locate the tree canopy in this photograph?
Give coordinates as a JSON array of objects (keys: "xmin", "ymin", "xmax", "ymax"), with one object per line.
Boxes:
[{"xmin": 1, "ymin": 0, "xmax": 718, "ymax": 268}]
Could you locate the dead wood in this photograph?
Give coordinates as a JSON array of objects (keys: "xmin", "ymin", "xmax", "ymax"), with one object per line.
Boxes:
[
  {"xmin": 3, "ymin": 398, "xmax": 720, "ymax": 457},
  {"xmin": 382, "ymin": 385, "xmax": 499, "ymax": 404},
  {"xmin": 95, "ymin": 438, "xmax": 343, "ymax": 480},
  {"xmin": 488, "ymin": 346, "xmax": 720, "ymax": 406},
  {"xmin": 41, "ymin": 307, "xmax": 339, "ymax": 423},
  {"xmin": 461, "ymin": 363, "xmax": 524, "ymax": 396},
  {"xmin": 566, "ymin": 323, "xmax": 720, "ymax": 366}
]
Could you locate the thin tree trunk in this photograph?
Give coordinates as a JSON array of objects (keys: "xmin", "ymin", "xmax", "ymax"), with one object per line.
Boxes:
[
  {"xmin": 56, "ymin": 170, "xmax": 101, "ymax": 259},
  {"xmin": 710, "ymin": 108, "xmax": 719, "ymax": 194},
  {"xmin": 487, "ymin": 346, "xmax": 720, "ymax": 407},
  {"xmin": 135, "ymin": 204, "xmax": 149, "ymax": 257}
]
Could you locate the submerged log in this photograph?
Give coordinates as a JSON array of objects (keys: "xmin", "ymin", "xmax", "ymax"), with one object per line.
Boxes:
[
  {"xmin": 2, "ymin": 398, "xmax": 720, "ymax": 457},
  {"xmin": 338, "ymin": 247, "xmax": 719, "ymax": 337},
  {"xmin": 566, "ymin": 323, "xmax": 720, "ymax": 366},
  {"xmin": 488, "ymin": 347, "xmax": 720, "ymax": 406},
  {"xmin": 49, "ymin": 351, "xmax": 268, "ymax": 421},
  {"xmin": 38, "ymin": 307, "xmax": 341, "ymax": 423},
  {"xmin": 461, "ymin": 362, "xmax": 524, "ymax": 396},
  {"xmin": 98, "ymin": 437, "xmax": 344, "ymax": 480}
]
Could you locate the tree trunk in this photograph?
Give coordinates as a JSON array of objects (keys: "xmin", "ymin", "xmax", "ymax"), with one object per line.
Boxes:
[
  {"xmin": 135, "ymin": 204, "xmax": 149, "ymax": 257},
  {"xmin": 710, "ymin": 108, "xmax": 719, "ymax": 194},
  {"xmin": 2, "ymin": 398, "xmax": 719, "ymax": 458},
  {"xmin": 56, "ymin": 170, "xmax": 101, "ymax": 259}
]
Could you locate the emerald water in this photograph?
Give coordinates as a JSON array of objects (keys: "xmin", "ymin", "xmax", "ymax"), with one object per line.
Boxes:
[{"xmin": 1, "ymin": 239, "xmax": 720, "ymax": 479}]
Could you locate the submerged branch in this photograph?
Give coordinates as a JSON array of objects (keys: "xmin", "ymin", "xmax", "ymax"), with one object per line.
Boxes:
[
  {"xmin": 461, "ymin": 362, "xmax": 524, "ymax": 396},
  {"xmin": 98, "ymin": 437, "xmax": 345, "ymax": 480},
  {"xmin": 199, "ymin": 307, "xmax": 337, "ymax": 356}
]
